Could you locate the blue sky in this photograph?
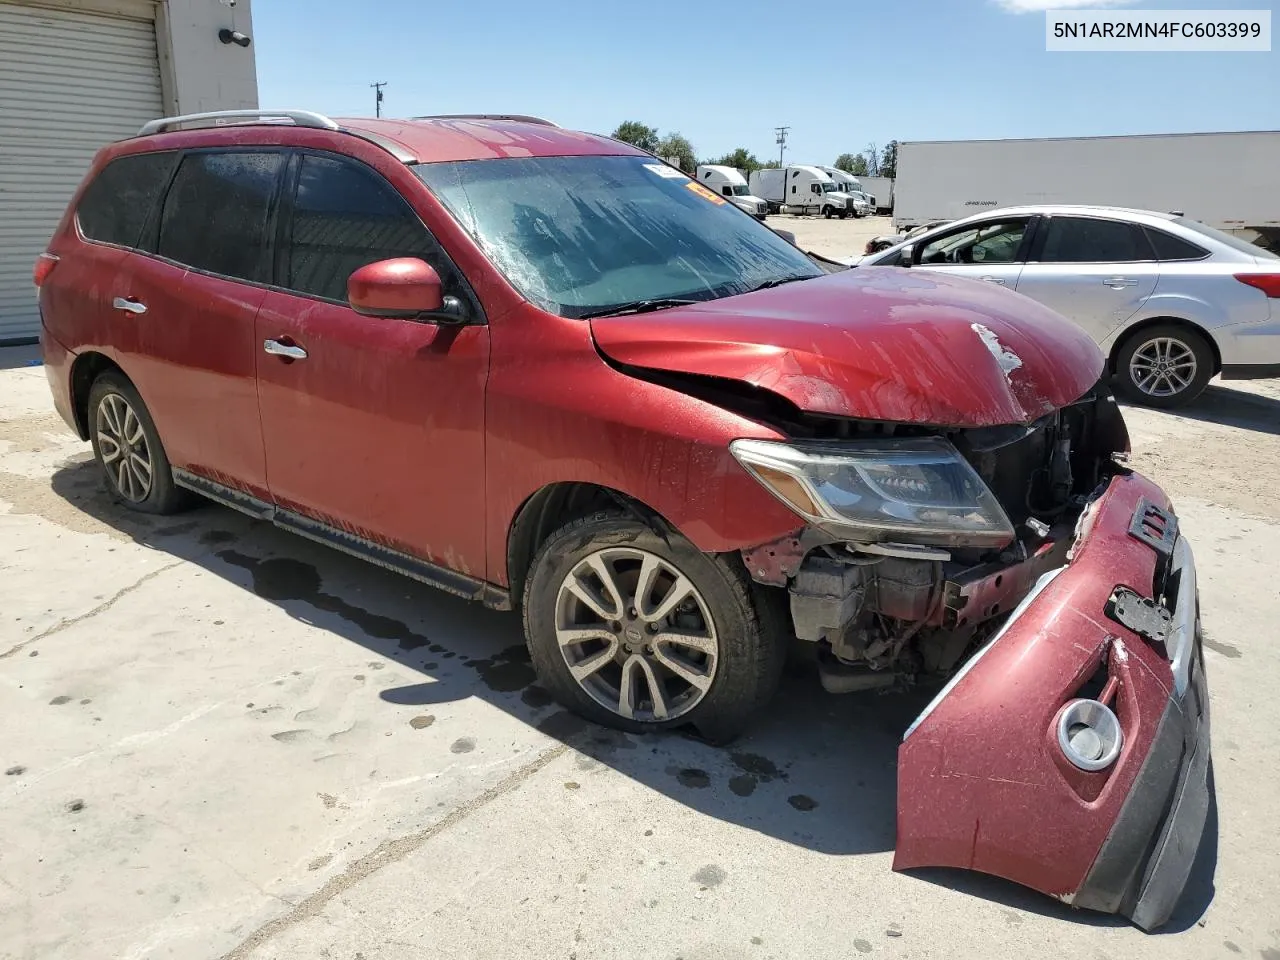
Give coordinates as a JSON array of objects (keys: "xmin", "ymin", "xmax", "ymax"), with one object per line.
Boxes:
[{"xmin": 254, "ymin": 0, "xmax": 1279, "ymax": 166}]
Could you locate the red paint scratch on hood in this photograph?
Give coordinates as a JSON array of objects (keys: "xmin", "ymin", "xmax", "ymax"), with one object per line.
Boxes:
[{"xmin": 590, "ymin": 269, "xmax": 1104, "ymax": 427}]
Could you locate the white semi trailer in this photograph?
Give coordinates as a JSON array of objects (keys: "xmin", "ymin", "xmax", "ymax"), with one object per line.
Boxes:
[{"xmin": 892, "ymin": 131, "xmax": 1280, "ymax": 249}]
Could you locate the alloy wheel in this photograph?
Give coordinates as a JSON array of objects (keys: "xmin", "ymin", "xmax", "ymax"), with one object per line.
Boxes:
[
  {"xmin": 1129, "ymin": 336, "xmax": 1198, "ymax": 398},
  {"xmin": 554, "ymin": 547, "xmax": 719, "ymax": 723},
  {"xmin": 96, "ymin": 393, "xmax": 153, "ymax": 502}
]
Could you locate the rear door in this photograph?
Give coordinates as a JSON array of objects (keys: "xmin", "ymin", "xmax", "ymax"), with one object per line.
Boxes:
[
  {"xmin": 40, "ymin": 151, "xmax": 179, "ymax": 357},
  {"xmin": 1012, "ymin": 215, "xmax": 1160, "ymax": 343},
  {"xmin": 254, "ymin": 150, "xmax": 489, "ymax": 574},
  {"xmin": 114, "ymin": 150, "xmax": 286, "ymax": 501},
  {"xmin": 912, "ymin": 217, "xmax": 1034, "ymax": 289}
]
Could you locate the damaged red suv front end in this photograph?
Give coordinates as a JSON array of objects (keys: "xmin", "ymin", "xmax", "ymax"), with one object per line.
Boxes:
[{"xmin": 595, "ymin": 267, "xmax": 1210, "ymax": 928}]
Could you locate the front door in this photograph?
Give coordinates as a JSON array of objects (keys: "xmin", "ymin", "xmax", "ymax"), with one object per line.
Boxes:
[
  {"xmin": 113, "ymin": 149, "xmax": 286, "ymax": 501},
  {"xmin": 255, "ymin": 151, "xmax": 489, "ymax": 576},
  {"xmin": 913, "ymin": 217, "xmax": 1034, "ymax": 289},
  {"xmin": 1012, "ymin": 215, "xmax": 1160, "ymax": 343}
]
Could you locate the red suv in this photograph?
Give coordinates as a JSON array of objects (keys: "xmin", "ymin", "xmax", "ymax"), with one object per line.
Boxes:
[{"xmin": 38, "ymin": 111, "xmax": 1209, "ymax": 928}]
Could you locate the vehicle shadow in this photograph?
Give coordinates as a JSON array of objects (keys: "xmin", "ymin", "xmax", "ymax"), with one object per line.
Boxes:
[
  {"xmin": 1123, "ymin": 381, "xmax": 1280, "ymax": 436},
  {"xmin": 47, "ymin": 455, "xmax": 1216, "ymax": 928}
]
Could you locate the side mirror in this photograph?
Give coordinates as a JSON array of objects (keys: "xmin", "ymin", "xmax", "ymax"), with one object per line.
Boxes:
[
  {"xmin": 772, "ymin": 228, "xmax": 798, "ymax": 246},
  {"xmin": 347, "ymin": 258, "xmax": 467, "ymax": 323},
  {"xmin": 899, "ymin": 243, "xmax": 915, "ymax": 267}
]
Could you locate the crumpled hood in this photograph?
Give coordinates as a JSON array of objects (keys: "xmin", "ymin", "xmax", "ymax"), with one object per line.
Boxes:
[{"xmin": 590, "ymin": 268, "xmax": 1105, "ymax": 427}]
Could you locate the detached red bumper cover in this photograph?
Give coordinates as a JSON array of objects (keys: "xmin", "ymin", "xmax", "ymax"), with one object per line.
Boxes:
[{"xmin": 895, "ymin": 471, "xmax": 1210, "ymax": 931}]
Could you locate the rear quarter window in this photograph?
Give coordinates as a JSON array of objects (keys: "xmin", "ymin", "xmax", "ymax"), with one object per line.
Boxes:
[
  {"xmin": 77, "ymin": 152, "xmax": 179, "ymax": 248},
  {"xmin": 1144, "ymin": 227, "xmax": 1209, "ymax": 262}
]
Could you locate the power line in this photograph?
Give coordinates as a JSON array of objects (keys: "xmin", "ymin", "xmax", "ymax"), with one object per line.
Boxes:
[
  {"xmin": 370, "ymin": 81, "xmax": 387, "ymax": 118},
  {"xmin": 774, "ymin": 126, "xmax": 790, "ymax": 168}
]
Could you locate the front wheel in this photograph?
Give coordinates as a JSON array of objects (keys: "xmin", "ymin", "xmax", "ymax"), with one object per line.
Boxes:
[
  {"xmin": 1114, "ymin": 324, "xmax": 1213, "ymax": 408},
  {"xmin": 522, "ymin": 513, "xmax": 785, "ymax": 743},
  {"xmin": 823, "ymin": 206, "xmax": 834, "ymax": 219}
]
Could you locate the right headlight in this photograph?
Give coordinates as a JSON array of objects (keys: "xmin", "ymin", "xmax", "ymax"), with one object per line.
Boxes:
[{"xmin": 729, "ymin": 437, "xmax": 1015, "ymax": 548}]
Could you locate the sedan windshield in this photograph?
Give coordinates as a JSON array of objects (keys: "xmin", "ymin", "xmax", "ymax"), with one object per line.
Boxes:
[{"xmin": 416, "ymin": 155, "xmax": 821, "ymax": 317}]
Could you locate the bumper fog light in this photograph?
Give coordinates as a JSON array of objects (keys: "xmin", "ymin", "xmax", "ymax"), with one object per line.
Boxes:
[{"xmin": 1057, "ymin": 698, "xmax": 1123, "ymax": 771}]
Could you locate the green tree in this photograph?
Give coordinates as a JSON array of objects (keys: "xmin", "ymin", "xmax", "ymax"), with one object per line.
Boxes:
[
  {"xmin": 657, "ymin": 132, "xmax": 697, "ymax": 172},
  {"xmin": 880, "ymin": 140, "xmax": 899, "ymax": 179},
  {"xmin": 713, "ymin": 147, "xmax": 762, "ymax": 174},
  {"xmin": 611, "ymin": 121, "xmax": 660, "ymax": 152},
  {"xmin": 761, "ymin": 159, "xmax": 781, "ymax": 169},
  {"xmin": 835, "ymin": 152, "xmax": 869, "ymax": 176}
]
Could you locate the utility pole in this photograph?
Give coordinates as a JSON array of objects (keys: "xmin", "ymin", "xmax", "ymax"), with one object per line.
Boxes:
[
  {"xmin": 371, "ymin": 81, "xmax": 387, "ymax": 118},
  {"xmin": 774, "ymin": 126, "xmax": 790, "ymax": 168}
]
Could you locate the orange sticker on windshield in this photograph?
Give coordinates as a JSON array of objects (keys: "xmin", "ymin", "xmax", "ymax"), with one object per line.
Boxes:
[{"xmin": 685, "ymin": 181, "xmax": 727, "ymax": 205}]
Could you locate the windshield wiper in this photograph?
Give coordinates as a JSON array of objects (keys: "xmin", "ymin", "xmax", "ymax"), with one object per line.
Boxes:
[
  {"xmin": 747, "ymin": 274, "xmax": 816, "ymax": 293},
  {"xmin": 579, "ymin": 298, "xmax": 699, "ymax": 319}
]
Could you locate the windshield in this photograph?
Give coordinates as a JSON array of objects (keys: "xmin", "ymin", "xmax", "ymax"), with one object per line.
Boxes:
[
  {"xmin": 1174, "ymin": 217, "xmax": 1279, "ymax": 260},
  {"xmin": 730, "ymin": 184, "xmax": 751, "ymax": 197},
  {"xmin": 416, "ymin": 156, "xmax": 821, "ymax": 317},
  {"xmin": 821, "ymin": 182, "xmax": 839, "ymax": 193}
]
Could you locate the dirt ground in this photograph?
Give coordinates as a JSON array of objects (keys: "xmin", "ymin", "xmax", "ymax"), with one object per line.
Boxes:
[{"xmin": 3, "ymin": 305, "xmax": 1280, "ymax": 960}]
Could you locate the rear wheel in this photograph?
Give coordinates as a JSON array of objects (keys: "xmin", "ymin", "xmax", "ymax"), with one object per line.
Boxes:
[
  {"xmin": 1114, "ymin": 324, "xmax": 1213, "ymax": 408},
  {"xmin": 522, "ymin": 513, "xmax": 785, "ymax": 743},
  {"xmin": 88, "ymin": 373, "xmax": 188, "ymax": 514}
]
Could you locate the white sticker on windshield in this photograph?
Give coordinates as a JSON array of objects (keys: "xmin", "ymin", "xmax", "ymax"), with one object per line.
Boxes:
[{"xmin": 643, "ymin": 163, "xmax": 688, "ymax": 180}]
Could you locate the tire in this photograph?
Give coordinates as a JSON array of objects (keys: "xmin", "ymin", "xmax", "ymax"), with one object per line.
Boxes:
[
  {"xmin": 522, "ymin": 512, "xmax": 786, "ymax": 744},
  {"xmin": 87, "ymin": 372, "xmax": 189, "ymax": 514},
  {"xmin": 823, "ymin": 206, "xmax": 834, "ymax": 219},
  {"xmin": 1114, "ymin": 324, "xmax": 1214, "ymax": 409},
  {"xmin": 838, "ymin": 209, "xmax": 849, "ymax": 220}
]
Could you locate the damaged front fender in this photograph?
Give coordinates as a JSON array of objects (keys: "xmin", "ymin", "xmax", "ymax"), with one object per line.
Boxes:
[{"xmin": 894, "ymin": 472, "xmax": 1211, "ymax": 931}]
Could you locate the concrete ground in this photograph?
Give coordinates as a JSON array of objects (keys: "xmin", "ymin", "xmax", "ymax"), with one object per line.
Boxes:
[{"xmin": 3, "ymin": 310, "xmax": 1280, "ymax": 958}]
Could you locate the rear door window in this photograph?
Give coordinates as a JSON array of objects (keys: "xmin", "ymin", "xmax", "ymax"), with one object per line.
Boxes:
[
  {"xmin": 77, "ymin": 152, "xmax": 179, "ymax": 248},
  {"xmin": 282, "ymin": 153, "xmax": 465, "ymax": 306},
  {"xmin": 156, "ymin": 151, "xmax": 285, "ymax": 282},
  {"xmin": 1036, "ymin": 217, "xmax": 1153, "ymax": 263}
]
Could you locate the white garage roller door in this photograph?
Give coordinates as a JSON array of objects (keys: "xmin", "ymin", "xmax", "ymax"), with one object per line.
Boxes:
[{"xmin": 0, "ymin": 2, "xmax": 164, "ymax": 343}]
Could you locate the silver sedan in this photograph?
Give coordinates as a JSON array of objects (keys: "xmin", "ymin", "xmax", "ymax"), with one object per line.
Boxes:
[{"xmin": 856, "ymin": 204, "xmax": 1280, "ymax": 407}]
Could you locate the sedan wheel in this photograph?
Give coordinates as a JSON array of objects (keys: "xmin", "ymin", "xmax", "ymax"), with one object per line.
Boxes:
[
  {"xmin": 1115, "ymin": 324, "xmax": 1213, "ymax": 408},
  {"xmin": 555, "ymin": 547, "xmax": 718, "ymax": 723},
  {"xmin": 1129, "ymin": 337, "xmax": 1198, "ymax": 399}
]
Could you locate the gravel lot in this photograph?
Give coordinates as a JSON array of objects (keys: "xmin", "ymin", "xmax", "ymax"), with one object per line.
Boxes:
[{"xmin": 3, "ymin": 264, "xmax": 1280, "ymax": 960}]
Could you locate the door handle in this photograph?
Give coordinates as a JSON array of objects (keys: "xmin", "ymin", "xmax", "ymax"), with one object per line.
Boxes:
[
  {"xmin": 1103, "ymin": 277, "xmax": 1139, "ymax": 289},
  {"xmin": 112, "ymin": 297, "xmax": 147, "ymax": 315},
  {"xmin": 979, "ymin": 276, "xmax": 1006, "ymax": 285},
  {"xmin": 263, "ymin": 338, "xmax": 307, "ymax": 360}
]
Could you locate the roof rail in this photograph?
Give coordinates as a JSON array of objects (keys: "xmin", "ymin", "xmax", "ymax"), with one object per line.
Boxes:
[
  {"xmin": 411, "ymin": 114, "xmax": 558, "ymax": 127},
  {"xmin": 138, "ymin": 110, "xmax": 340, "ymax": 136}
]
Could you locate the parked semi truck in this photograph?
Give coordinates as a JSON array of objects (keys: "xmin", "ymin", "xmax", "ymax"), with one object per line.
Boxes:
[
  {"xmin": 748, "ymin": 166, "xmax": 859, "ymax": 217},
  {"xmin": 815, "ymin": 166, "xmax": 872, "ymax": 216},
  {"xmin": 892, "ymin": 131, "xmax": 1280, "ymax": 249},
  {"xmin": 694, "ymin": 165, "xmax": 769, "ymax": 219}
]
